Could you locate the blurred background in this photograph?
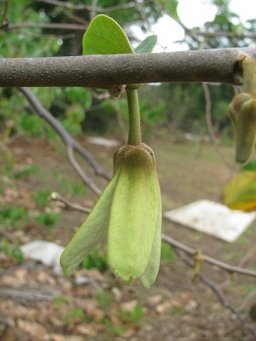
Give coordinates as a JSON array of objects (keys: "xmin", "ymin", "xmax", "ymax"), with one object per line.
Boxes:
[{"xmin": 0, "ymin": 1, "xmax": 256, "ymax": 340}]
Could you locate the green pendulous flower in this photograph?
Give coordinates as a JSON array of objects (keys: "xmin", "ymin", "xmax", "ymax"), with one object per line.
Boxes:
[
  {"xmin": 228, "ymin": 54, "xmax": 256, "ymax": 164},
  {"xmin": 229, "ymin": 93, "xmax": 256, "ymax": 163},
  {"xmin": 60, "ymin": 143, "xmax": 162, "ymax": 288}
]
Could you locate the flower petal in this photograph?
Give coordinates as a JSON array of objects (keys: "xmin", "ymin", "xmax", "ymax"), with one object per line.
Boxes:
[
  {"xmin": 140, "ymin": 187, "xmax": 162, "ymax": 288},
  {"xmin": 108, "ymin": 144, "xmax": 161, "ymax": 283},
  {"xmin": 60, "ymin": 173, "xmax": 119, "ymax": 275}
]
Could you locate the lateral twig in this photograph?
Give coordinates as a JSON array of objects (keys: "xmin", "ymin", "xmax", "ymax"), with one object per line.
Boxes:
[
  {"xmin": 50, "ymin": 192, "xmax": 256, "ymax": 279},
  {"xmin": 19, "ymin": 87, "xmax": 110, "ymax": 194},
  {"xmin": 162, "ymin": 233, "xmax": 256, "ymax": 278},
  {"xmin": 50, "ymin": 192, "xmax": 91, "ymax": 213},
  {"xmin": 175, "ymin": 250, "xmax": 256, "ymax": 338}
]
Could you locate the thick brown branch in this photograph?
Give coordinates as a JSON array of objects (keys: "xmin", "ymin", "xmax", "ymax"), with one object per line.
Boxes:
[{"xmin": 0, "ymin": 48, "xmax": 254, "ymax": 88}]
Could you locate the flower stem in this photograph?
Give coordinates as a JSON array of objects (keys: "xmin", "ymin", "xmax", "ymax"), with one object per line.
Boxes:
[{"xmin": 126, "ymin": 86, "xmax": 141, "ymax": 145}]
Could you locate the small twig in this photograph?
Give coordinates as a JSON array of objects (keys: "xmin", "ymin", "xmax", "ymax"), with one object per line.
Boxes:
[
  {"xmin": 50, "ymin": 193, "xmax": 256, "ymax": 280},
  {"xmin": 162, "ymin": 233, "xmax": 256, "ymax": 279},
  {"xmin": 195, "ymin": 30, "xmax": 256, "ymax": 41},
  {"xmin": 172, "ymin": 17, "xmax": 203, "ymax": 47},
  {"xmin": 89, "ymin": 0, "xmax": 98, "ymax": 20},
  {"xmin": 176, "ymin": 249, "xmax": 239, "ymax": 316},
  {"xmin": 60, "ymin": 9, "xmax": 88, "ymax": 25},
  {"xmin": 239, "ymin": 248, "xmax": 255, "ymax": 268},
  {"xmin": 175, "ymin": 250, "xmax": 256, "ymax": 338},
  {"xmin": 1, "ymin": 0, "xmax": 9, "ymax": 26},
  {"xmin": 0, "ymin": 287, "xmax": 61, "ymax": 303},
  {"xmin": 66, "ymin": 146, "xmax": 101, "ymax": 194},
  {"xmin": 238, "ymin": 289, "xmax": 256, "ymax": 312},
  {"xmin": 50, "ymin": 192, "xmax": 91, "ymax": 213}
]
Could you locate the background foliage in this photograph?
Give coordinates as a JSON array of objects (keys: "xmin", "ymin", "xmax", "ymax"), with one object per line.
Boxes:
[
  {"xmin": 1, "ymin": 0, "xmax": 255, "ymax": 141},
  {"xmin": 1, "ymin": 1, "xmax": 256, "ymax": 339}
]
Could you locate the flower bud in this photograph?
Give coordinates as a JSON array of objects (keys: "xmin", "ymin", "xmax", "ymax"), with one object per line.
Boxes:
[{"xmin": 229, "ymin": 93, "xmax": 256, "ymax": 163}]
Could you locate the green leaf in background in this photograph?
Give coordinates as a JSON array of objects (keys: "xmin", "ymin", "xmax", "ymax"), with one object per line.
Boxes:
[
  {"xmin": 65, "ymin": 88, "xmax": 92, "ymax": 109},
  {"xmin": 242, "ymin": 160, "xmax": 256, "ymax": 171},
  {"xmin": 223, "ymin": 170, "xmax": 256, "ymax": 211},
  {"xmin": 166, "ymin": 0, "xmax": 179, "ymax": 19},
  {"xmin": 135, "ymin": 35, "xmax": 158, "ymax": 53},
  {"xmin": 83, "ymin": 14, "xmax": 134, "ymax": 55},
  {"xmin": 161, "ymin": 242, "xmax": 175, "ymax": 263}
]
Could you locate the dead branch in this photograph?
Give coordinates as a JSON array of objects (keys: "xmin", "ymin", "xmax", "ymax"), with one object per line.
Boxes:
[
  {"xmin": 49, "ymin": 192, "xmax": 256, "ymax": 279},
  {"xmin": 0, "ymin": 287, "xmax": 61, "ymax": 304},
  {"xmin": 51, "ymin": 192, "xmax": 91, "ymax": 213},
  {"xmin": 18, "ymin": 87, "xmax": 110, "ymax": 194},
  {"xmin": 176, "ymin": 249, "xmax": 240, "ymax": 316},
  {"xmin": 66, "ymin": 146, "xmax": 101, "ymax": 194},
  {"xmin": 162, "ymin": 233, "xmax": 256, "ymax": 279},
  {"xmin": 175, "ymin": 250, "xmax": 256, "ymax": 338}
]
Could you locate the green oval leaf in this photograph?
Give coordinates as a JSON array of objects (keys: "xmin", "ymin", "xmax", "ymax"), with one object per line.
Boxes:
[
  {"xmin": 166, "ymin": 0, "xmax": 179, "ymax": 19},
  {"xmin": 83, "ymin": 14, "xmax": 134, "ymax": 55},
  {"xmin": 135, "ymin": 35, "xmax": 158, "ymax": 54},
  {"xmin": 60, "ymin": 173, "xmax": 119, "ymax": 275}
]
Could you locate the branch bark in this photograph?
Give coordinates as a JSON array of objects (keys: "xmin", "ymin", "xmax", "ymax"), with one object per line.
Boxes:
[{"xmin": 1, "ymin": 48, "xmax": 254, "ymax": 88}]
